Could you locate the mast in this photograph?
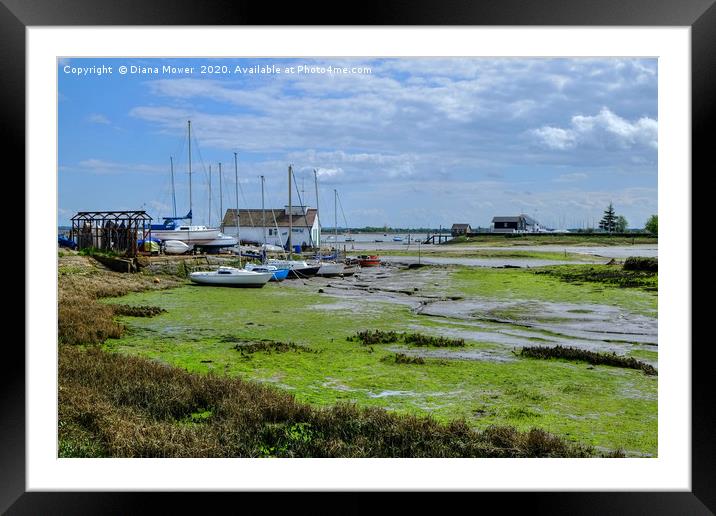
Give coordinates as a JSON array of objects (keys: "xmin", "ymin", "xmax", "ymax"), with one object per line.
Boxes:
[
  {"xmin": 170, "ymin": 156, "xmax": 177, "ymax": 218},
  {"xmin": 218, "ymin": 162, "xmax": 223, "ymax": 231},
  {"xmin": 288, "ymin": 165, "xmax": 293, "ymax": 256},
  {"xmin": 187, "ymin": 120, "xmax": 192, "ymax": 224},
  {"xmin": 334, "ymin": 189, "xmax": 338, "ymax": 248},
  {"xmin": 208, "ymin": 164, "xmax": 211, "ymax": 227},
  {"xmin": 261, "ymin": 175, "xmax": 266, "ymax": 249},
  {"xmin": 313, "ymin": 169, "xmax": 320, "ymax": 248},
  {"xmin": 234, "ymin": 152, "xmax": 241, "ymax": 267}
]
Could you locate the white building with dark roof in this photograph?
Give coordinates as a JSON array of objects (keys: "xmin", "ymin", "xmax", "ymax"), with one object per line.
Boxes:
[{"xmin": 222, "ymin": 205, "xmax": 320, "ymax": 248}]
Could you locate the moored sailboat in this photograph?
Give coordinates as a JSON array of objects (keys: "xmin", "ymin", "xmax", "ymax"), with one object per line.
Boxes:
[
  {"xmin": 189, "ymin": 266, "xmax": 272, "ymax": 287},
  {"xmin": 149, "ymin": 121, "xmax": 234, "ymax": 250}
]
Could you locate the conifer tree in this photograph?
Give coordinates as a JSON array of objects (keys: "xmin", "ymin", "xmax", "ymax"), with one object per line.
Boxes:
[{"xmin": 599, "ymin": 202, "xmax": 617, "ymax": 233}]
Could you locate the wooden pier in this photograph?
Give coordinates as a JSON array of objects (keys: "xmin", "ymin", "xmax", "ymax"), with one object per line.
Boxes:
[{"xmin": 423, "ymin": 233, "xmax": 452, "ymax": 244}]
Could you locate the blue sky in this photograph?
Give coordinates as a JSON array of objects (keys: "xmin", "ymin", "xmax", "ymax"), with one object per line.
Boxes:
[{"xmin": 58, "ymin": 57, "xmax": 657, "ymax": 229}]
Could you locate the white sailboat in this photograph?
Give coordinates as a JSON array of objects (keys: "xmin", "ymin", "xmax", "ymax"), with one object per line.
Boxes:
[
  {"xmin": 150, "ymin": 121, "xmax": 234, "ymax": 249},
  {"xmin": 315, "ymin": 179, "xmax": 345, "ymax": 277},
  {"xmin": 189, "ymin": 266, "xmax": 272, "ymax": 287}
]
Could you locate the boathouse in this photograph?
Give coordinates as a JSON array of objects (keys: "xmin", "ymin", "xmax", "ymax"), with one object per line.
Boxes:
[
  {"xmin": 451, "ymin": 223, "xmax": 472, "ymax": 236},
  {"xmin": 222, "ymin": 205, "xmax": 320, "ymax": 248},
  {"xmin": 491, "ymin": 214, "xmax": 541, "ymax": 233}
]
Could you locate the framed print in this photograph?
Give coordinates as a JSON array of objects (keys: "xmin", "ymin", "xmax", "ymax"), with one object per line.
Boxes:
[{"xmin": 6, "ymin": 0, "xmax": 711, "ymax": 512}]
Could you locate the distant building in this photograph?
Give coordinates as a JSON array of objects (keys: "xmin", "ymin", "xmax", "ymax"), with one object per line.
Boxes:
[
  {"xmin": 491, "ymin": 214, "xmax": 541, "ymax": 233},
  {"xmin": 451, "ymin": 223, "xmax": 472, "ymax": 236},
  {"xmin": 222, "ymin": 205, "xmax": 320, "ymax": 248}
]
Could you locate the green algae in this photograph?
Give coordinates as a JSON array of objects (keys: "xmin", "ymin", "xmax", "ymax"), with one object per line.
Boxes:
[{"xmin": 101, "ymin": 268, "xmax": 657, "ymax": 456}]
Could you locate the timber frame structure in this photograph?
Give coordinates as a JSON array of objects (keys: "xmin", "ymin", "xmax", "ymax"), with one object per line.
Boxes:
[{"xmin": 70, "ymin": 211, "xmax": 152, "ymax": 257}]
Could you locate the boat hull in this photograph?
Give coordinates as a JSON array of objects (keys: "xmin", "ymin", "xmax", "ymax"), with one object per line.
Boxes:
[
  {"xmin": 316, "ymin": 262, "xmax": 345, "ymax": 277},
  {"xmin": 189, "ymin": 268, "xmax": 272, "ymax": 287},
  {"xmin": 270, "ymin": 269, "xmax": 290, "ymax": 281},
  {"xmin": 244, "ymin": 264, "xmax": 290, "ymax": 282},
  {"xmin": 358, "ymin": 255, "xmax": 381, "ymax": 267},
  {"xmin": 151, "ymin": 228, "xmax": 222, "ymax": 245},
  {"xmin": 287, "ymin": 266, "xmax": 321, "ymax": 279},
  {"xmin": 163, "ymin": 240, "xmax": 191, "ymax": 254}
]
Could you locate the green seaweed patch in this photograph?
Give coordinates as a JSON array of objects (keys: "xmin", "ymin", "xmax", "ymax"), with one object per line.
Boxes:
[
  {"xmin": 519, "ymin": 345, "xmax": 657, "ymax": 376},
  {"xmin": 349, "ymin": 330, "xmax": 465, "ymax": 347},
  {"xmin": 112, "ymin": 304, "xmax": 167, "ymax": 317},
  {"xmin": 178, "ymin": 408, "xmax": 214, "ymax": 426},
  {"xmin": 233, "ymin": 339, "xmax": 318, "ymax": 356}
]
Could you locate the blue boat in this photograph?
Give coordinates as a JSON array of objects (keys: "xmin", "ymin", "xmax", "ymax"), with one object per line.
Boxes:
[
  {"xmin": 270, "ymin": 268, "xmax": 290, "ymax": 281},
  {"xmin": 244, "ymin": 263, "xmax": 289, "ymax": 282},
  {"xmin": 58, "ymin": 235, "xmax": 77, "ymax": 250}
]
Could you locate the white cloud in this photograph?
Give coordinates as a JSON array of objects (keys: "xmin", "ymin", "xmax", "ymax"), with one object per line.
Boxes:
[
  {"xmin": 76, "ymin": 159, "xmax": 165, "ymax": 175},
  {"xmin": 86, "ymin": 113, "xmax": 110, "ymax": 125},
  {"xmin": 554, "ymin": 172, "xmax": 588, "ymax": 183},
  {"xmin": 313, "ymin": 167, "xmax": 344, "ymax": 179},
  {"xmin": 532, "ymin": 107, "xmax": 657, "ymax": 150},
  {"xmin": 531, "ymin": 126, "xmax": 577, "ymax": 150}
]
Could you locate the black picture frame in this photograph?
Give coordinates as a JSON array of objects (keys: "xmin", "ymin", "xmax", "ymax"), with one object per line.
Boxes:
[{"xmin": 6, "ymin": 0, "xmax": 709, "ymax": 513}]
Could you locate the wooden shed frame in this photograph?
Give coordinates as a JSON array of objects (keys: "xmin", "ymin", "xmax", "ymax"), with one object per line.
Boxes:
[{"xmin": 70, "ymin": 211, "xmax": 152, "ymax": 257}]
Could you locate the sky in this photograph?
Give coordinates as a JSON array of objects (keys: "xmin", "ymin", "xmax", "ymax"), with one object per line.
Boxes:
[{"xmin": 58, "ymin": 57, "xmax": 657, "ymax": 230}]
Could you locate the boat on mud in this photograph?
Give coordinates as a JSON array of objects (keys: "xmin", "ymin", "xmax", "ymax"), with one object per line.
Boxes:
[
  {"xmin": 267, "ymin": 258, "xmax": 321, "ymax": 279},
  {"xmin": 357, "ymin": 255, "xmax": 381, "ymax": 267},
  {"xmin": 316, "ymin": 262, "xmax": 345, "ymax": 277},
  {"xmin": 189, "ymin": 266, "xmax": 272, "ymax": 287},
  {"xmin": 244, "ymin": 263, "xmax": 289, "ymax": 282},
  {"xmin": 342, "ymin": 265, "xmax": 358, "ymax": 276}
]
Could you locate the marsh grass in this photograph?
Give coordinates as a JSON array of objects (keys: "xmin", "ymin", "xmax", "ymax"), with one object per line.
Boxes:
[
  {"xmin": 58, "ymin": 345, "xmax": 604, "ymax": 457},
  {"xmin": 347, "ymin": 330, "xmax": 400, "ymax": 345},
  {"xmin": 534, "ymin": 264, "xmax": 657, "ymax": 291},
  {"xmin": 348, "ymin": 330, "xmax": 465, "ymax": 348},
  {"xmin": 58, "ymin": 255, "xmax": 184, "ymax": 345},
  {"xmin": 381, "ymin": 353, "xmax": 426, "ymax": 365},
  {"xmin": 520, "ymin": 345, "xmax": 657, "ymax": 376},
  {"xmin": 232, "ymin": 339, "xmax": 318, "ymax": 356},
  {"xmin": 112, "ymin": 304, "xmax": 166, "ymax": 317},
  {"xmin": 623, "ymin": 256, "xmax": 658, "ymax": 272}
]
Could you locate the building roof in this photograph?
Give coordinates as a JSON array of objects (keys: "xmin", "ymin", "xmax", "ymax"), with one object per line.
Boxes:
[
  {"xmin": 451, "ymin": 223, "xmax": 471, "ymax": 230},
  {"xmin": 492, "ymin": 214, "xmax": 539, "ymax": 225},
  {"xmin": 223, "ymin": 208, "xmax": 318, "ymax": 228},
  {"xmin": 492, "ymin": 216, "xmax": 521, "ymax": 223}
]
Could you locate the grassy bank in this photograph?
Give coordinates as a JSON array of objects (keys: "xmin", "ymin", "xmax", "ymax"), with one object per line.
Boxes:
[
  {"xmin": 357, "ymin": 248, "xmax": 597, "ymax": 261},
  {"xmin": 59, "ymin": 345, "xmax": 603, "ymax": 458},
  {"xmin": 446, "ymin": 234, "xmax": 657, "ymax": 247}
]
